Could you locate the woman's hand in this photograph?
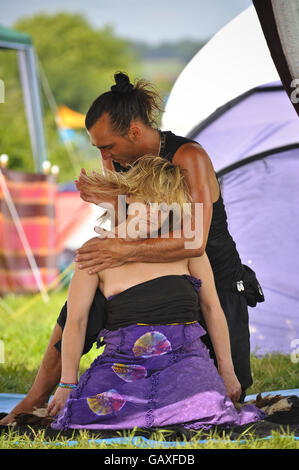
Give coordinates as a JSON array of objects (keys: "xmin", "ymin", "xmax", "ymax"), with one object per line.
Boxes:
[
  {"xmin": 47, "ymin": 387, "xmax": 73, "ymax": 417},
  {"xmin": 75, "ymin": 169, "xmax": 102, "ymax": 205},
  {"xmin": 219, "ymin": 367, "xmax": 242, "ymax": 403}
]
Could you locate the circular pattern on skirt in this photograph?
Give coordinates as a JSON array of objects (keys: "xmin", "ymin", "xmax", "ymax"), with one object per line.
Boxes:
[
  {"xmin": 87, "ymin": 389, "xmax": 126, "ymax": 415},
  {"xmin": 133, "ymin": 331, "xmax": 172, "ymax": 358},
  {"xmin": 112, "ymin": 363, "xmax": 147, "ymax": 382}
]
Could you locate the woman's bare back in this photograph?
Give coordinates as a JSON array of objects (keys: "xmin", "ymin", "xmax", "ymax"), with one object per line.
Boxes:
[{"xmin": 98, "ymin": 259, "xmax": 190, "ymax": 300}]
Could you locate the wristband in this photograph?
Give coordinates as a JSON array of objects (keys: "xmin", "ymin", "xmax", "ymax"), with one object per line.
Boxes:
[{"xmin": 59, "ymin": 382, "xmax": 78, "ymax": 389}]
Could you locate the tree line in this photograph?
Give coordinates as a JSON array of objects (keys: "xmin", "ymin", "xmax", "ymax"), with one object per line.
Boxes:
[{"xmin": 0, "ymin": 13, "xmax": 205, "ymax": 180}]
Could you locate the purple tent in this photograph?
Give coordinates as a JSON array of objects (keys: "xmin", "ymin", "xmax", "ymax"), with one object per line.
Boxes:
[{"xmin": 188, "ymin": 82, "xmax": 299, "ymax": 355}]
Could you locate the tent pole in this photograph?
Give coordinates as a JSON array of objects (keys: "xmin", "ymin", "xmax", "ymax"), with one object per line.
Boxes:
[{"xmin": 17, "ymin": 47, "xmax": 48, "ymax": 173}]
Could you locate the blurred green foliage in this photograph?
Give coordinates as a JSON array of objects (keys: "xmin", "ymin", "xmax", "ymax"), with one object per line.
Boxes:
[
  {"xmin": 16, "ymin": 13, "xmax": 139, "ymax": 111},
  {"xmin": 0, "ymin": 12, "xmax": 204, "ymax": 182},
  {"xmin": 0, "ymin": 13, "xmax": 142, "ymax": 181}
]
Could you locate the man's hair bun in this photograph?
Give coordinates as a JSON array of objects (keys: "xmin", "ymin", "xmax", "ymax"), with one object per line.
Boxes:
[
  {"xmin": 110, "ymin": 72, "xmax": 134, "ymax": 93},
  {"xmin": 85, "ymin": 71, "xmax": 162, "ymax": 133}
]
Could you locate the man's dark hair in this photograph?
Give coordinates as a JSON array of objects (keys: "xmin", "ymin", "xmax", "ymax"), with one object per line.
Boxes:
[{"xmin": 85, "ymin": 72, "xmax": 163, "ymax": 134}]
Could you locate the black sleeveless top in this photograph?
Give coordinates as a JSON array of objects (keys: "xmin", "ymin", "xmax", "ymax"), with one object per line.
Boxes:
[
  {"xmin": 112, "ymin": 130, "xmax": 242, "ymax": 288},
  {"xmin": 105, "ymin": 274, "xmax": 203, "ymax": 331}
]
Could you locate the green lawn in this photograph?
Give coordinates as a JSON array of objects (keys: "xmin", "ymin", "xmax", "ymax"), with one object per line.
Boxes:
[{"xmin": 0, "ymin": 288, "xmax": 298, "ymax": 449}]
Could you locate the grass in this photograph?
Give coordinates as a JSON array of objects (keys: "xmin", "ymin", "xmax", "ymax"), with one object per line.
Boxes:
[
  {"xmin": 0, "ymin": 287, "xmax": 298, "ymax": 450},
  {"xmin": 1, "ymin": 426, "xmax": 299, "ymax": 450},
  {"xmin": 0, "ymin": 288, "xmax": 99, "ymax": 393}
]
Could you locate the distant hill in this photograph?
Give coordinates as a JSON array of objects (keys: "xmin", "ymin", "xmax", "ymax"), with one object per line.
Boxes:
[
  {"xmin": 130, "ymin": 38, "xmax": 207, "ymax": 63},
  {"xmin": 129, "ymin": 38, "xmax": 208, "ymax": 99}
]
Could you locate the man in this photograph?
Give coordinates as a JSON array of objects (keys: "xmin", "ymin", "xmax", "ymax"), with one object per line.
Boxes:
[{"xmin": 0, "ymin": 73, "xmax": 253, "ymax": 424}]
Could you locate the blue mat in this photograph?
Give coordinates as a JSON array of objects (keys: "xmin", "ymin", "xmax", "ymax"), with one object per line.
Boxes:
[
  {"xmin": 245, "ymin": 389, "xmax": 299, "ymax": 400},
  {"xmin": 1, "ymin": 390, "xmax": 299, "ymax": 446},
  {"xmin": 0, "ymin": 393, "xmax": 27, "ymax": 414}
]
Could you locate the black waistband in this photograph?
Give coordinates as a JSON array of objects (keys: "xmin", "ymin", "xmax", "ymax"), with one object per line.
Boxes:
[{"xmin": 104, "ymin": 275, "xmax": 200, "ymax": 330}]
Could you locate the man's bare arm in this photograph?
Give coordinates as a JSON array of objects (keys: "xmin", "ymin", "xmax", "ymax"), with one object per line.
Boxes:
[{"xmin": 76, "ymin": 144, "xmax": 215, "ymax": 272}]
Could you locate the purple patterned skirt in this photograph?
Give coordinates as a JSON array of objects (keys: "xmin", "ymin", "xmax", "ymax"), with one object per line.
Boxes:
[{"xmin": 52, "ymin": 322, "xmax": 265, "ymax": 431}]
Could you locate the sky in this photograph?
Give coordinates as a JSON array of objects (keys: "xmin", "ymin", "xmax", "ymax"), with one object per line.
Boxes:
[{"xmin": 0, "ymin": 0, "xmax": 252, "ymax": 44}]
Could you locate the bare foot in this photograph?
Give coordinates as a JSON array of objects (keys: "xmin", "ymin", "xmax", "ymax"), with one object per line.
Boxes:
[
  {"xmin": 0, "ymin": 324, "xmax": 63, "ymax": 426},
  {"xmin": 0, "ymin": 396, "xmax": 49, "ymax": 425}
]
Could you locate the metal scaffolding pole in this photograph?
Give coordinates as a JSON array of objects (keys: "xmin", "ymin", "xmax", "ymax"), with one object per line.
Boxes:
[{"xmin": 17, "ymin": 46, "xmax": 48, "ymax": 172}]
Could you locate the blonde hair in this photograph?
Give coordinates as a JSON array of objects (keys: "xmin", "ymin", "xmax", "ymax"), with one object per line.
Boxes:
[{"xmin": 80, "ymin": 155, "xmax": 193, "ymax": 226}]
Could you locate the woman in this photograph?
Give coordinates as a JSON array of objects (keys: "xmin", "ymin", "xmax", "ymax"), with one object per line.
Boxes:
[{"xmin": 49, "ymin": 156, "xmax": 265, "ymax": 431}]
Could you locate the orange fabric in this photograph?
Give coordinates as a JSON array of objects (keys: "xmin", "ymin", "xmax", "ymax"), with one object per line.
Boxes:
[{"xmin": 56, "ymin": 105, "xmax": 85, "ymax": 129}]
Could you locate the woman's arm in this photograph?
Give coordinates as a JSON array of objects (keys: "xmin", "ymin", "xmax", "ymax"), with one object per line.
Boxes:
[
  {"xmin": 47, "ymin": 263, "xmax": 99, "ymax": 416},
  {"xmin": 188, "ymin": 253, "xmax": 241, "ymax": 402},
  {"xmin": 60, "ymin": 265, "xmax": 99, "ymax": 383}
]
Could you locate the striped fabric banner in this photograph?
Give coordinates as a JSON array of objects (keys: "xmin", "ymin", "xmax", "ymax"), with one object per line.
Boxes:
[{"xmin": 0, "ymin": 168, "xmax": 58, "ymax": 295}]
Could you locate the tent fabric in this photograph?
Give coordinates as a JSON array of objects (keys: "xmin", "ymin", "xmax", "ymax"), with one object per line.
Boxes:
[
  {"xmin": 189, "ymin": 83, "xmax": 299, "ymax": 355},
  {"xmin": 162, "ymin": 3, "xmax": 299, "ymax": 355},
  {"xmin": 0, "ymin": 169, "xmax": 57, "ymax": 294},
  {"xmin": 219, "ymin": 149, "xmax": 299, "ymax": 355},
  {"xmin": 253, "ymin": 0, "xmax": 299, "ymax": 117},
  {"xmin": 189, "ymin": 82, "xmax": 299, "ymax": 173},
  {"xmin": 0, "ymin": 171, "xmax": 99, "ymax": 294},
  {"xmin": 161, "ymin": 6, "xmax": 279, "ymax": 136},
  {"xmin": 55, "ymin": 190, "xmax": 95, "ymax": 252},
  {"xmin": 56, "ymin": 182, "xmax": 109, "ymax": 252}
]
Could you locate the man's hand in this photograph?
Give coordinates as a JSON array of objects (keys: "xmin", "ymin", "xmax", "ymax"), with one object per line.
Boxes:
[{"xmin": 75, "ymin": 235, "xmax": 132, "ymax": 273}]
